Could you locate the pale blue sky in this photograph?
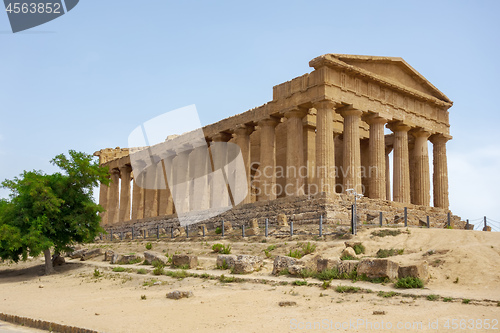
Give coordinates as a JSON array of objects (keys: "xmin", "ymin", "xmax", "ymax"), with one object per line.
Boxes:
[{"xmin": 1, "ymin": 1, "xmax": 499, "ymax": 229}]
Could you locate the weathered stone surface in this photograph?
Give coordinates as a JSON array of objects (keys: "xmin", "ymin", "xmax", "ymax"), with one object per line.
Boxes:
[
  {"xmin": 224, "ymin": 221, "xmax": 233, "ymax": 233},
  {"xmin": 144, "ymin": 251, "xmax": 169, "ymax": 265},
  {"xmin": 357, "ymin": 259, "xmax": 399, "ymax": 280},
  {"xmin": 81, "ymin": 248, "xmax": 104, "ymax": 261},
  {"xmin": 337, "ymin": 260, "xmax": 359, "ymax": 275},
  {"xmin": 110, "ymin": 254, "xmax": 121, "ymax": 264},
  {"xmin": 245, "ymin": 227, "xmax": 260, "ymax": 236},
  {"xmin": 115, "ymin": 254, "xmax": 144, "ymax": 265},
  {"xmin": 272, "ymin": 256, "xmax": 298, "ymax": 275},
  {"xmin": 279, "ymin": 301, "xmax": 297, "ymax": 307},
  {"xmin": 52, "ymin": 255, "xmax": 65, "ymax": 266},
  {"xmin": 216, "ymin": 254, "xmax": 237, "ymax": 269},
  {"xmin": 250, "ymin": 218, "xmax": 259, "ymax": 229},
  {"xmin": 104, "ymin": 250, "xmax": 115, "ymax": 261},
  {"xmin": 483, "ymin": 226, "xmax": 492, "ymax": 232},
  {"xmin": 69, "ymin": 248, "xmax": 88, "ymax": 259},
  {"xmin": 166, "ymin": 291, "xmax": 193, "ymax": 300},
  {"xmin": 125, "ymin": 232, "xmax": 132, "ymax": 240},
  {"xmin": 198, "ymin": 224, "xmax": 207, "ymax": 236},
  {"xmin": 344, "ymin": 241, "xmax": 362, "ymax": 249},
  {"xmin": 287, "ymin": 264, "xmax": 305, "ymax": 276},
  {"xmin": 232, "ymin": 255, "xmax": 263, "ymax": 274},
  {"xmin": 341, "ymin": 247, "xmax": 356, "ymax": 258},
  {"xmin": 277, "ymin": 214, "xmax": 288, "ymax": 227},
  {"xmin": 398, "ymin": 262, "xmax": 429, "ymax": 280},
  {"xmin": 317, "ymin": 258, "xmax": 341, "ymax": 272},
  {"xmin": 172, "ymin": 254, "xmax": 198, "ymax": 268}
]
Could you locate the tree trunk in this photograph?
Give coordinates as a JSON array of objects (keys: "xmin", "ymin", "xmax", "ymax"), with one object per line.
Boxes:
[{"xmin": 43, "ymin": 248, "xmax": 55, "ymax": 275}]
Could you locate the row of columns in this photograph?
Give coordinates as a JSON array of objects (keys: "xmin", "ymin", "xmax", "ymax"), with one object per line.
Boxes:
[{"xmin": 99, "ymin": 100, "xmax": 450, "ymax": 226}]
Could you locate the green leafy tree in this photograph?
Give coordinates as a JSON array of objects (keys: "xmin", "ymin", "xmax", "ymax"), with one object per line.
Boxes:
[{"xmin": 0, "ymin": 150, "xmax": 109, "ymax": 275}]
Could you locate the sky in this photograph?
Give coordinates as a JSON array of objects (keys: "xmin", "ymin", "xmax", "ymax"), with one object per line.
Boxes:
[{"xmin": 0, "ymin": 0, "xmax": 499, "ymax": 230}]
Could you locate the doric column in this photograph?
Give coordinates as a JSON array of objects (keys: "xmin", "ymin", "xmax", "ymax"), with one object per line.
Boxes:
[
  {"xmin": 108, "ymin": 168, "xmax": 120, "ymax": 225},
  {"xmin": 314, "ymin": 100, "xmax": 336, "ymax": 195},
  {"xmin": 430, "ymin": 134, "xmax": 450, "ymax": 209},
  {"xmin": 388, "ymin": 122, "xmax": 411, "ymax": 204},
  {"xmin": 385, "ymin": 145, "xmax": 393, "ymax": 201},
  {"xmin": 210, "ymin": 133, "xmax": 232, "ymax": 207},
  {"xmin": 366, "ymin": 115, "xmax": 387, "ymax": 199},
  {"xmin": 143, "ymin": 163, "xmax": 160, "ymax": 218},
  {"xmin": 163, "ymin": 155, "xmax": 175, "ymax": 215},
  {"xmin": 98, "ymin": 176, "xmax": 109, "ymax": 225},
  {"xmin": 285, "ymin": 108, "xmax": 307, "ymax": 196},
  {"xmin": 118, "ymin": 164, "xmax": 132, "ymax": 222},
  {"xmin": 258, "ymin": 117, "xmax": 280, "ymax": 201},
  {"xmin": 189, "ymin": 144, "xmax": 211, "ymax": 211},
  {"xmin": 412, "ymin": 129, "xmax": 431, "ymax": 206},
  {"xmin": 131, "ymin": 171, "xmax": 145, "ymax": 220},
  {"xmin": 172, "ymin": 147, "xmax": 192, "ymax": 214},
  {"xmin": 302, "ymin": 111, "xmax": 316, "ymax": 195},
  {"xmin": 234, "ymin": 124, "xmax": 254, "ymax": 204},
  {"xmin": 340, "ymin": 107, "xmax": 363, "ymax": 194}
]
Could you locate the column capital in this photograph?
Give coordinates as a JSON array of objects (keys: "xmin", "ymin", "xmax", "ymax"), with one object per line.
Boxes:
[
  {"xmin": 364, "ymin": 113, "xmax": 387, "ymax": 125},
  {"xmin": 338, "ymin": 106, "xmax": 363, "ymax": 118},
  {"xmin": 211, "ymin": 132, "xmax": 232, "ymax": 142},
  {"xmin": 284, "ymin": 108, "xmax": 307, "ymax": 119},
  {"xmin": 110, "ymin": 168, "xmax": 120, "ymax": 176},
  {"xmin": 429, "ymin": 133, "xmax": 452, "ymax": 144},
  {"xmin": 387, "ymin": 121, "xmax": 411, "ymax": 133},
  {"xmin": 234, "ymin": 124, "xmax": 254, "ymax": 137},
  {"xmin": 312, "ymin": 99, "xmax": 337, "ymax": 110},
  {"xmin": 258, "ymin": 116, "xmax": 280, "ymax": 128},
  {"xmin": 119, "ymin": 164, "xmax": 132, "ymax": 173},
  {"xmin": 410, "ymin": 128, "xmax": 431, "ymax": 139}
]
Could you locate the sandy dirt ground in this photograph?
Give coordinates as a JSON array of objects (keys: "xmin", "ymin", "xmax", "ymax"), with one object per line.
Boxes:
[{"xmin": 0, "ymin": 227, "xmax": 499, "ymax": 333}]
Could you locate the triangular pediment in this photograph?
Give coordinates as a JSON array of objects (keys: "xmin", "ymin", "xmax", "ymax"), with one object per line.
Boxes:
[{"xmin": 312, "ymin": 54, "xmax": 451, "ymax": 104}]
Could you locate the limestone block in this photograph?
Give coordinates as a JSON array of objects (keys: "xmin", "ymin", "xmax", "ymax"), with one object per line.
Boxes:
[
  {"xmin": 317, "ymin": 258, "xmax": 341, "ymax": 272},
  {"xmin": 277, "ymin": 214, "xmax": 288, "ymax": 227},
  {"xmin": 144, "ymin": 251, "xmax": 169, "ymax": 265},
  {"xmin": 172, "ymin": 254, "xmax": 198, "ymax": 269},
  {"xmin": 69, "ymin": 248, "xmax": 88, "ymax": 259},
  {"xmin": 104, "ymin": 250, "xmax": 115, "ymax": 261},
  {"xmin": 245, "ymin": 228, "xmax": 260, "ymax": 236},
  {"xmin": 232, "ymin": 255, "xmax": 263, "ymax": 274},
  {"xmin": 272, "ymin": 256, "xmax": 298, "ymax": 275},
  {"xmin": 344, "ymin": 241, "xmax": 362, "ymax": 249},
  {"xmin": 483, "ymin": 226, "xmax": 492, "ymax": 232},
  {"xmin": 224, "ymin": 221, "xmax": 234, "ymax": 234},
  {"xmin": 341, "ymin": 247, "xmax": 356, "ymax": 259},
  {"xmin": 288, "ymin": 264, "xmax": 306, "ymax": 276},
  {"xmin": 125, "ymin": 232, "xmax": 132, "ymax": 240},
  {"xmin": 398, "ymin": 262, "xmax": 429, "ymax": 280},
  {"xmin": 115, "ymin": 254, "xmax": 144, "ymax": 265},
  {"xmin": 112, "ymin": 233, "xmax": 120, "ymax": 240},
  {"xmin": 337, "ymin": 260, "xmax": 359, "ymax": 275},
  {"xmin": 250, "ymin": 218, "xmax": 259, "ymax": 229},
  {"xmin": 216, "ymin": 254, "xmax": 237, "ymax": 269},
  {"xmin": 81, "ymin": 248, "xmax": 104, "ymax": 261},
  {"xmin": 52, "ymin": 255, "xmax": 65, "ymax": 267},
  {"xmin": 166, "ymin": 291, "xmax": 193, "ymax": 300},
  {"xmin": 357, "ymin": 259, "xmax": 399, "ymax": 280}
]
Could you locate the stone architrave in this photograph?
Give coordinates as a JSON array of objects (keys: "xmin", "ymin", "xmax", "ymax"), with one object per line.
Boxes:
[
  {"xmin": 234, "ymin": 124, "xmax": 254, "ymax": 204},
  {"xmin": 284, "ymin": 108, "xmax": 307, "ymax": 197}
]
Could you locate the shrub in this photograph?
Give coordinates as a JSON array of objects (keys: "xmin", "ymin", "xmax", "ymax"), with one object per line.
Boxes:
[
  {"xmin": 427, "ymin": 294, "xmax": 438, "ymax": 301},
  {"xmin": 212, "ymin": 243, "xmax": 223, "ymax": 252},
  {"xmin": 217, "ymin": 259, "xmax": 229, "ymax": 270},
  {"xmin": 321, "ymin": 280, "xmax": 331, "ymax": 289},
  {"xmin": 215, "ymin": 227, "xmax": 222, "ymax": 235},
  {"xmin": 140, "ymin": 295, "xmax": 147, "ymax": 300},
  {"xmin": 377, "ymin": 291, "xmax": 397, "ymax": 298},
  {"xmin": 371, "ymin": 229, "xmax": 402, "ymax": 237},
  {"xmin": 278, "ymin": 268, "xmax": 290, "ymax": 276},
  {"xmin": 340, "ymin": 255, "xmax": 356, "ymax": 261},
  {"xmin": 462, "ymin": 299, "xmax": 470, "ymax": 304},
  {"xmin": 145, "ymin": 242, "xmax": 153, "ymax": 250},
  {"xmin": 165, "ymin": 270, "xmax": 189, "ymax": 279},
  {"xmin": 151, "ymin": 259, "xmax": 166, "ymax": 268},
  {"xmin": 220, "ymin": 244, "xmax": 231, "ymax": 254},
  {"xmin": 315, "ymin": 268, "xmax": 340, "ymax": 281},
  {"xmin": 395, "ymin": 277, "xmax": 424, "ymax": 289},
  {"xmin": 292, "ymin": 280, "xmax": 307, "ymax": 286},
  {"xmin": 301, "ymin": 242, "xmax": 316, "ymax": 255},
  {"xmin": 219, "ymin": 274, "xmax": 241, "ymax": 283},
  {"xmin": 112, "ymin": 267, "xmax": 126, "ymax": 272},
  {"xmin": 298, "ymin": 269, "xmax": 315, "ymax": 279},
  {"xmin": 353, "ymin": 244, "xmax": 365, "ymax": 255},
  {"xmin": 288, "ymin": 249, "xmax": 303, "ymax": 259},
  {"xmin": 153, "ymin": 267, "xmax": 165, "ymax": 275},
  {"xmin": 93, "ymin": 269, "xmax": 102, "ymax": 278},
  {"xmin": 443, "ymin": 297, "xmax": 452, "ymax": 302},
  {"xmin": 376, "ymin": 248, "xmax": 404, "ymax": 258},
  {"xmin": 335, "ymin": 285, "xmax": 360, "ymax": 293},
  {"xmin": 136, "ymin": 268, "xmax": 147, "ymax": 274}
]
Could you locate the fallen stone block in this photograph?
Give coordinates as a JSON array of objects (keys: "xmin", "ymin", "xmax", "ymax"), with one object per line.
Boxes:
[
  {"xmin": 216, "ymin": 254, "xmax": 237, "ymax": 269},
  {"xmin": 115, "ymin": 254, "xmax": 144, "ymax": 265},
  {"xmin": 357, "ymin": 259, "xmax": 399, "ymax": 280},
  {"xmin": 144, "ymin": 251, "xmax": 169, "ymax": 265},
  {"xmin": 81, "ymin": 248, "xmax": 104, "ymax": 261},
  {"xmin": 104, "ymin": 250, "xmax": 115, "ymax": 262},
  {"xmin": 69, "ymin": 248, "xmax": 88, "ymax": 259},
  {"xmin": 172, "ymin": 254, "xmax": 198, "ymax": 269},
  {"xmin": 166, "ymin": 291, "xmax": 193, "ymax": 300},
  {"xmin": 398, "ymin": 262, "xmax": 429, "ymax": 280},
  {"xmin": 272, "ymin": 256, "xmax": 298, "ymax": 275},
  {"xmin": 337, "ymin": 260, "xmax": 359, "ymax": 275},
  {"xmin": 232, "ymin": 255, "xmax": 263, "ymax": 274},
  {"xmin": 317, "ymin": 258, "xmax": 341, "ymax": 272}
]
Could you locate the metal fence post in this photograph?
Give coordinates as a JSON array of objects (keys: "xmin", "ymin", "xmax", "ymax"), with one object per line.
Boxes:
[
  {"xmin": 426, "ymin": 216, "xmax": 430, "ymax": 228},
  {"xmin": 379, "ymin": 212, "xmax": 383, "ymax": 227},
  {"xmin": 484, "ymin": 216, "xmax": 487, "ymax": 229},
  {"xmin": 319, "ymin": 215, "xmax": 323, "ymax": 237},
  {"xmin": 202, "ymin": 225, "xmax": 205, "ymax": 237},
  {"xmin": 351, "ymin": 204, "xmax": 355, "ymax": 235},
  {"xmin": 186, "ymin": 226, "xmax": 189, "ymax": 238},
  {"xmin": 290, "ymin": 222, "xmax": 294, "ymax": 236},
  {"xmin": 171, "ymin": 227, "xmax": 174, "ymax": 239},
  {"xmin": 242, "ymin": 225, "xmax": 245, "ymax": 237},
  {"xmin": 222, "ymin": 220, "xmax": 225, "ymax": 237},
  {"xmin": 466, "ymin": 219, "xmax": 469, "ymax": 229},
  {"xmin": 156, "ymin": 225, "xmax": 160, "ymax": 239},
  {"xmin": 131, "ymin": 227, "xmax": 135, "ymax": 240},
  {"xmin": 447, "ymin": 212, "xmax": 451, "ymax": 228},
  {"xmin": 404, "ymin": 207, "xmax": 408, "ymax": 227},
  {"xmin": 120, "ymin": 232, "xmax": 123, "ymax": 241},
  {"xmin": 265, "ymin": 218, "xmax": 268, "ymax": 237},
  {"xmin": 110, "ymin": 230, "xmax": 113, "ymax": 241}
]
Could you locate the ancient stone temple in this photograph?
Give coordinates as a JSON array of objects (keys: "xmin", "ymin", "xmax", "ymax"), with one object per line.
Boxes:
[{"xmin": 95, "ymin": 54, "xmax": 460, "ymax": 232}]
